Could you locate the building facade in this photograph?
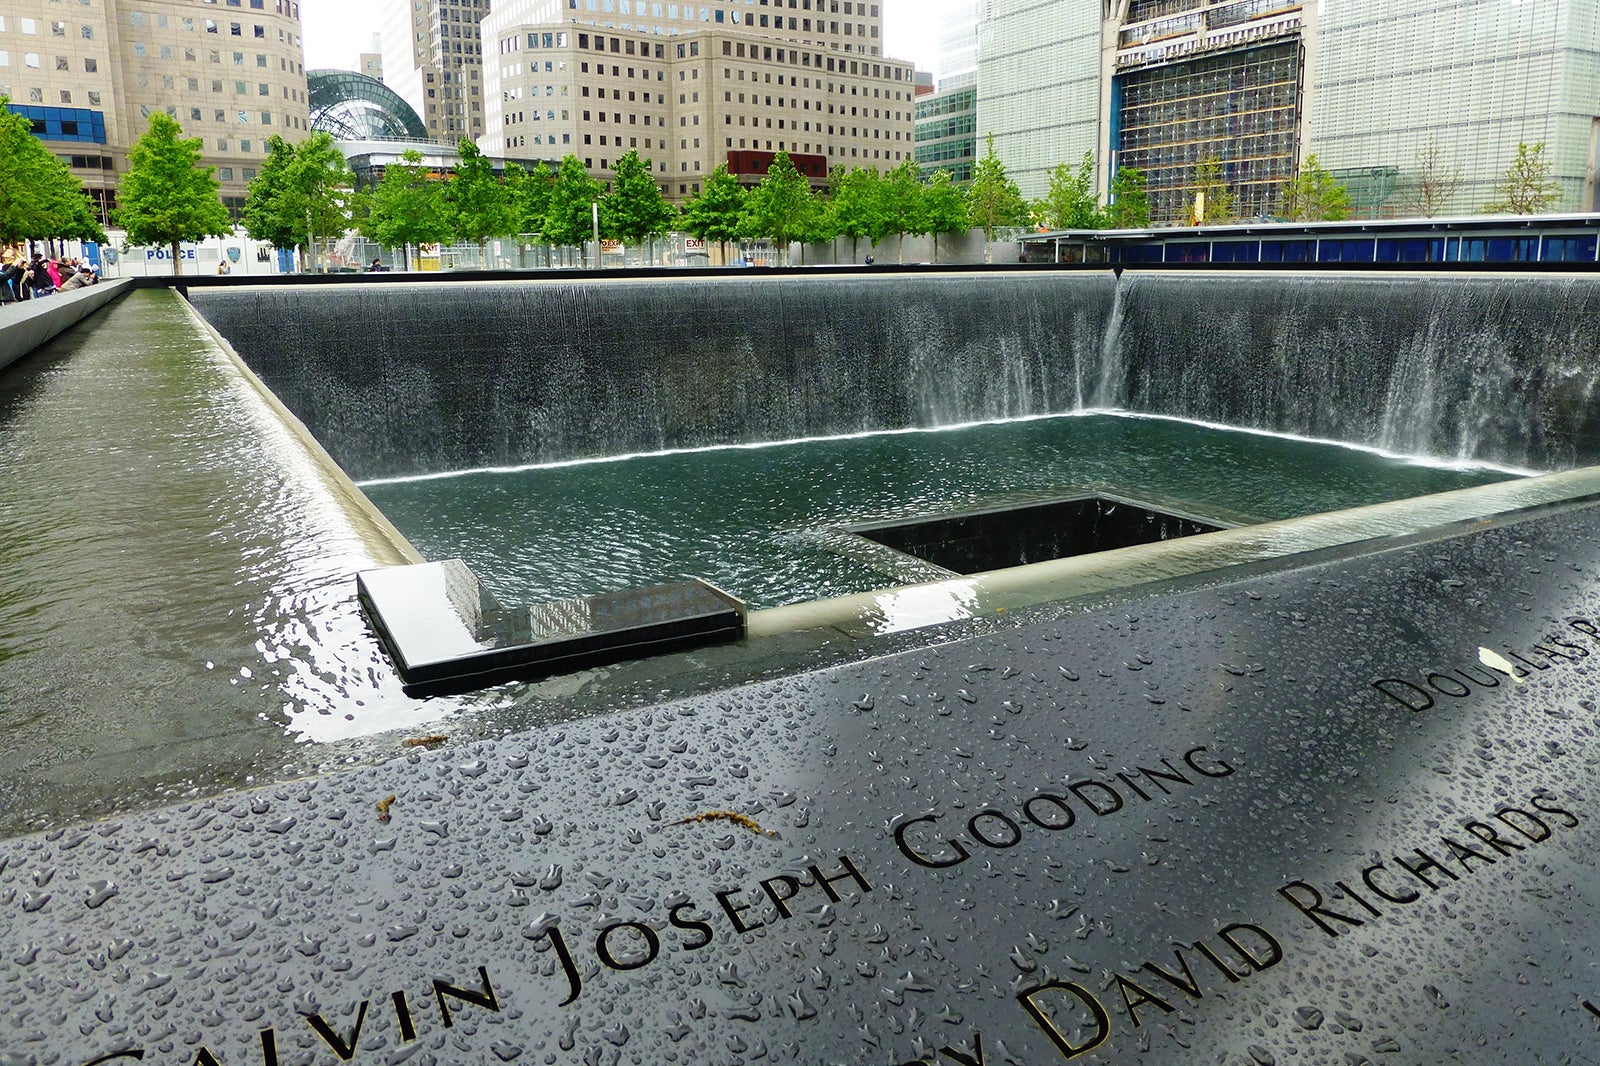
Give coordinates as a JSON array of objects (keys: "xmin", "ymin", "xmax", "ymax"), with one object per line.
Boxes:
[
  {"xmin": 1, "ymin": 0, "xmax": 312, "ymax": 223},
  {"xmin": 915, "ymin": 84, "xmax": 975, "ymax": 182},
  {"xmin": 978, "ymin": 0, "xmax": 1600, "ymax": 223},
  {"xmin": 913, "ymin": 1, "xmax": 979, "ymax": 183},
  {"xmin": 380, "ymin": 0, "xmax": 488, "ymax": 145},
  {"xmin": 477, "ymin": 0, "xmax": 916, "ymax": 201}
]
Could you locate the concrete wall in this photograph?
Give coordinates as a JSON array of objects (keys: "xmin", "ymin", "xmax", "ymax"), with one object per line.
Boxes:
[{"xmin": 0, "ymin": 279, "xmax": 133, "ymax": 373}]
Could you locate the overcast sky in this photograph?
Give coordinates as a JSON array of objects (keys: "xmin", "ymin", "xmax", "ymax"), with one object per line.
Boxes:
[{"xmin": 299, "ymin": 0, "xmax": 948, "ymax": 81}]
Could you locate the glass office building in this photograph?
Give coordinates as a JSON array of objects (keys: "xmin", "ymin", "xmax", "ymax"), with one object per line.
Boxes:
[{"xmin": 978, "ymin": 0, "xmax": 1600, "ymax": 222}]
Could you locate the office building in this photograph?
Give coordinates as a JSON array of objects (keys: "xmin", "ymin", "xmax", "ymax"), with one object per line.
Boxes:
[
  {"xmin": 477, "ymin": 0, "xmax": 916, "ymax": 201},
  {"xmin": 977, "ymin": 0, "xmax": 1600, "ymax": 223},
  {"xmin": 380, "ymin": 0, "xmax": 489, "ymax": 144},
  {"xmin": 1, "ymin": 0, "xmax": 312, "ymax": 222},
  {"xmin": 913, "ymin": 1, "xmax": 978, "ymax": 183}
]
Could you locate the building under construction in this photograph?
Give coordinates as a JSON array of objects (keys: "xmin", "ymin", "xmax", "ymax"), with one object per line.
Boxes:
[{"xmin": 1113, "ymin": 28, "xmax": 1301, "ymax": 221}]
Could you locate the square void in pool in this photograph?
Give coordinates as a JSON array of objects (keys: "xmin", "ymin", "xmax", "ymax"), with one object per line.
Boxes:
[{"xmin": 847, "ymin": 493, "xmax": 1234, "ymax": 575}]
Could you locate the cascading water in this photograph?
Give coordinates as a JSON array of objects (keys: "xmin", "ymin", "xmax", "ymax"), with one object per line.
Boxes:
[
  {"xmin": 190, "ymin": 269, "xmax": 1600, "ymax": 478},
  {"xmin": 1084, "ymin": 270, "xmax": 1131, "ymax": 409},
  {"xmin": 191, "ymin": 273, "xmax": 1114, "ymax": 481}
]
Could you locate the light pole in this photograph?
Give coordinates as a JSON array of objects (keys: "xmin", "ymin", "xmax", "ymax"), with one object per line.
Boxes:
[{"xmin": 591, "ymin": 201, "xmax": 601, "ymax": 269}]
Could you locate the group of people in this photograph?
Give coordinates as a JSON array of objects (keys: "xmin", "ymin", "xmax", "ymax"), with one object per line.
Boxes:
[{"xmin": 1, "ymin": 248, "xmax": 100, "ymax": 303}]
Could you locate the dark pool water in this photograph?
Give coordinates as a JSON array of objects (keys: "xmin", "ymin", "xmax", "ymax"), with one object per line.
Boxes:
[{"xmin": 361, "ymin": 413, "xmax": 1519, "ymax": 610}]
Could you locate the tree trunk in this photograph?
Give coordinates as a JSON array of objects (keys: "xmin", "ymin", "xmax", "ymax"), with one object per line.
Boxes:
[{"xmin": 170, "ymin": 241, "xmax": 182, "ymax": 275}]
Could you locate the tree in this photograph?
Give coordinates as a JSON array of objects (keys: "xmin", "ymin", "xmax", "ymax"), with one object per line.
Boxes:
[
  {"xmin": 881, "ymin": 158, "xmax": 926, "ymax": 263},
  {"xmin": 0, "ymin": 98, "xmax": 106, "ymax": 246},
  {"xmin": 920, "ymin": 169, "xmax": 969, "ymax": 264},
  {"xmin": 115, "ymin": 113, "xmax": 231, "ymax": 273},
  {"xmin": 825, "ymin": 165, "xmax": 886, "ymax": 263},
  {"xmin": 446, "ymin": 138, "xmax": 515, "ymax": 265},
  {"xmin": 1403, "ymin": 135, "xmax": 1462, "ymax": 218},
  {"xmin": 965, "ymin": 134, "xmax": 1029, "ymax": 262},
  {"xmin": 601, "ymin": 149, "xmax": 675, "ymax": 262},
  {"xmin": 504, "ymin": 161, "xmax": 554, "ymax": 234},
  {"xmin": 1105, "ymin": 167, "xmax": 1151, "ymax": 229},
  {"xmin": 1036, "ymin": 152, "xmax": 1101, "ymax": 230},
  {"xmin": 357, "ymin": 149, "xmax": 451, "ymax": 270},
  {"xmin": 1187, "ymin": 156, "xmax": 1236, "ymax": 225},
  {"xmin": 739, "ymin": 151, "xmax": 819, "ymax": 266},
  {"xmin": 241, "ymin": 137, "xmax": 299, "ymax": 250},
  {"xmin": 243, "ymin": 132, "xmax": 353, "ymax": 271},
  {"xmin": 542, "ymin": 154, "xmax": 604, "ymax": 258},
  {"xmin": 678, "ymin": 164, "xmax": 747, "ymax": 264},
  {"xmin": 1282, "ymin": 154, "xmax": 1351, "ymax": 222},
  {"xmin": 1484, "ymin": 142, "xmax": 1562, "ymax": 215}
]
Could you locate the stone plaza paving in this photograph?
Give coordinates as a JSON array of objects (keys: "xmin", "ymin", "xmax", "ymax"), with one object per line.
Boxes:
[{"xmin": 5, "ymin": 496, "xmax": 1600, "ymax": 1065}]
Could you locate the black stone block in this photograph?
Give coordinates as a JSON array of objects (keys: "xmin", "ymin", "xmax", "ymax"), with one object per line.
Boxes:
[{"xmin": 357, "ymin": 560, "xmax": 746, "ymax": 694}]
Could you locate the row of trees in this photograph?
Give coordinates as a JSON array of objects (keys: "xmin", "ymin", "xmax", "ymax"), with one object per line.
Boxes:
[
  {"xmin": 0, "ymin": 102, "xmax": 1575, "ymax": 268},
  {"xmin": 343, "ymin": 137, "xmax": 1042, "ymax": 267}
]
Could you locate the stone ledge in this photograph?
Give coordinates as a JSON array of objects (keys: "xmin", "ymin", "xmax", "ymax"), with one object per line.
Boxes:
[{"xmin": 0, "ymin": 278, "xmax": 133, "ymax": 372}]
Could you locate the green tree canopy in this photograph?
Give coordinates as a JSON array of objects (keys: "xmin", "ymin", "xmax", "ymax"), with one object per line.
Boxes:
[
  {"xmin": 881, "ymin": 158, "xmax": 926, "ymax": 260},
  {"xmin": 965, "ymin": 134, "xmax": 1029, "ymax": 260},
  {"xmin": 1188, "ymin": 156, "xmax": 1236, "ymax": 224},
  {"xmin": 1282, "ymin": 154, "xmax": 1351, "ymax": 222},
  {"xmin": 115, "ymin": 112, "xmax": 231, "ymax": 272},
  {"xmin": 1036, "ymin": 152, "xmax": 1102, "ymax": 230},
  {"xmin": 504, "ymin": 160, "xmax": 555, "ymax": 236},
  {"xmin": 826, "ymin": 166, "xmax": 888, "ymax": 261},
  {"xmin": 0, "ymin": 99, "xmax": 106, "ymax": 245},
  {"xmin": 678, "ymin": 164, "xmax": 747, "ymax": 262},
  {"xmin": 601, "ymin": 149, "xmax": 675, "ymax": 248},
  {"xmin": 739, "ymin": 151, "xmax": 819, "ymax": 265},
  {"xmin": 241, "ymin": 136, "xmax": 299, "ymax": 249},
  {"xmin": 920, "ymin": 169, "xmax": 969, "ymax": 263},
  {"xmin": 242, "ymin": 132, "xmax": 353, "ymax": 271},
  {"xmin": 446, "ymin": 138, "xmax": 516, "ymax": 259},
  {"xmin": 542, "ymin": 154, "xmax": 604, "ymax": 249},
  {"xmin": 356, "ymin": 149, "xmax": 451, "ymax": 269},
  {"xmin": 1484, "ymin": 142, "xmax": 1562, "ymax": 215},
  {"xmin": 1105, "ymin": 167, "xmax": 1151, "ymax": 229}
]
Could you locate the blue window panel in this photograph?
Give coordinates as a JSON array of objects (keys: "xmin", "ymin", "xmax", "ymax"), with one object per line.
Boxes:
[
  {"xmin": 1378, "ymin": 238, "xmax": 1446, "ymax": 263},
  {"xmin": 1212, "ymin": 242, "xmax": 1259, "ymax": 262},
  {"xmin": 1340, "ymin": 239, "xmax": 1374, "ymax": 262},
  {"xmin": 1542, "ymin": 235, "xmax": 1598, "ymax": 261},
  {"xmin": 1113, "ymin": 243, "xmax": 1163, "ymax": 264},
  {"xmin": 1267, "ymin": 240, "xmax": 1313, "ymax": 263},
  {"xmin": 1165, "ymin": 243, "xmax": 1210, "ymax": 263},
  {"xmin": 5, "ymin": 104, "xmax": 108, "ymax": 144}
]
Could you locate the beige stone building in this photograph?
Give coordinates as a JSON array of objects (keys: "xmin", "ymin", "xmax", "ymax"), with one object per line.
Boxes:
[
  {"xmin": 476, "ymin": 0, "xmax": 915, "ymax": 200},
  {"xmin": 0, "ymin": 0, "xmax": 312, "ymax": 222}
]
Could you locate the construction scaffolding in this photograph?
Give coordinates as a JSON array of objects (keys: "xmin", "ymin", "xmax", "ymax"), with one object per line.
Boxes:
[{"xmin": 1114, "ymin": 40, "xmax": 1302, "ymax": 223}]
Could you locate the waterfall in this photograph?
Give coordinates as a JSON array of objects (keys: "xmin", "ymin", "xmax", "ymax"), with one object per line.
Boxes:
[
  {"xmin": 189, "ymin": 270, "xmax": 1600, "ymax": 482},
  {"xmin": 1085, "ymin": 270, "xmax": 1130, "ymax": 409}
]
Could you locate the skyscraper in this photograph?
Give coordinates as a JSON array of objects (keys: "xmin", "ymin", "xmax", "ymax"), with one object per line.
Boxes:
[{"xmin": 380, "ymin": 0, "xmax": 489, "ymax": 145}]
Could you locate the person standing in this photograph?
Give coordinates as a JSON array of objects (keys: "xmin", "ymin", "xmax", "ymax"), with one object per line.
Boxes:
[{"xmin": 28, "ymin": 255, "xmax": 55, "ymax": 297}]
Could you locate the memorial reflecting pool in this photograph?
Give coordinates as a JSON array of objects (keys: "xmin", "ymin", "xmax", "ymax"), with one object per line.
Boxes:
[{"xmin": 361, "ymin": 413, "xmax": 1521, "ymax": 610}]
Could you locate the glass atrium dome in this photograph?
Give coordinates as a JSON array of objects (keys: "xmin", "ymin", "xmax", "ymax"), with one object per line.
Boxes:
[{"xmin": 307, "ymin": 70, "xmax": 429, "ymax": 142}]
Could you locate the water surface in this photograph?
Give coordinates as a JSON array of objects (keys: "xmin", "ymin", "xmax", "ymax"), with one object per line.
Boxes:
[{"xmin": 363, "ymin": 414, "xmax": 1519, "ymax": 610}]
